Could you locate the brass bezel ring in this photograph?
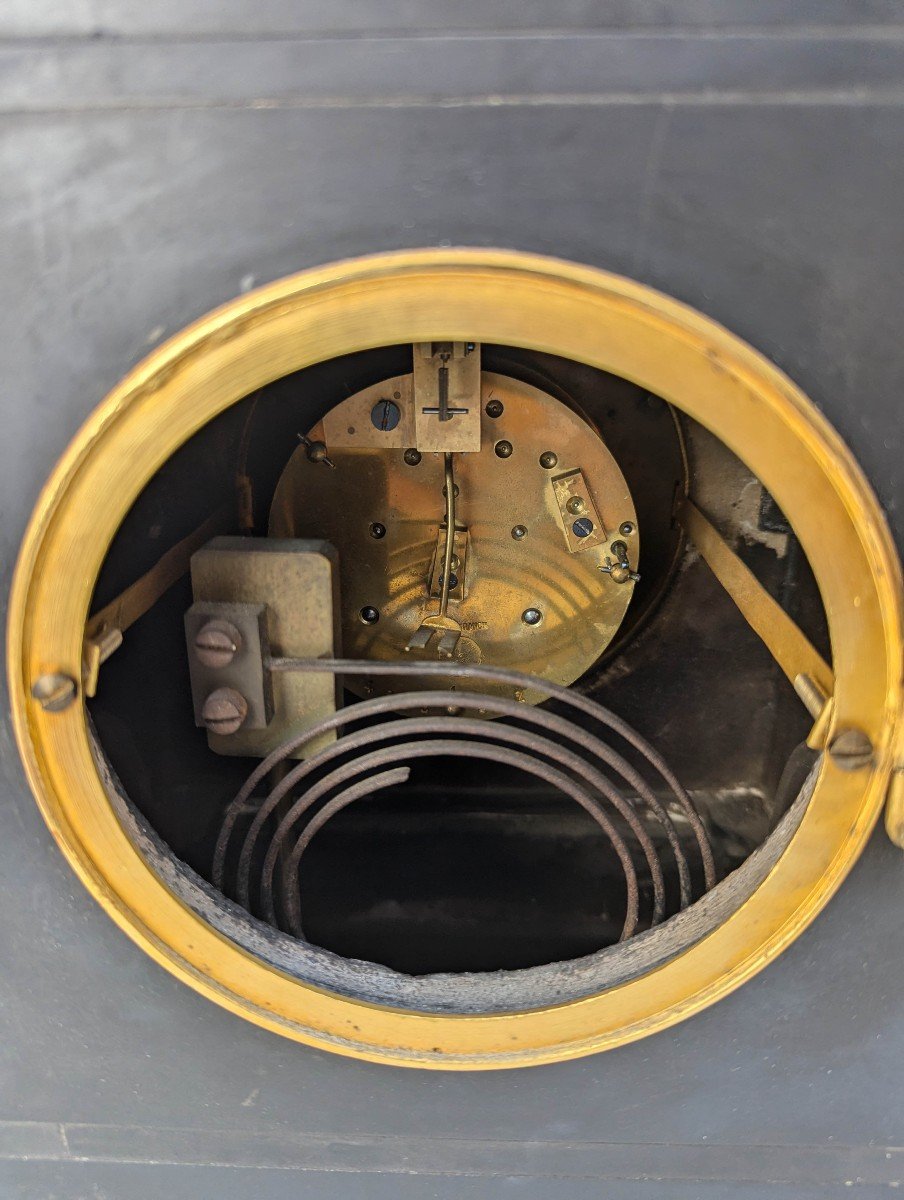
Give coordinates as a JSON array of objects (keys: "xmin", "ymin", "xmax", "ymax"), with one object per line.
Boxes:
[{"xmin": 8, "ymin": 249, "xmax": 903, "ymax": 1069}]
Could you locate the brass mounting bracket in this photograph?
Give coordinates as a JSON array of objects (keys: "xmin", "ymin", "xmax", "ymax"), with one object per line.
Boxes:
[
  {"xmin": 82, "ymin": 505, "xmax": 233, "ymax": 697},
  {"xmin": 676, "ymin": 497, "xmax": 835, "ymax": 738}
]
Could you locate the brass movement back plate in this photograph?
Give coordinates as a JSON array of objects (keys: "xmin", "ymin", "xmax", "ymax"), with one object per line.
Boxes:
[{"xmin": 270, "ymin": 371, "xmax": 638, "ymax": 701}]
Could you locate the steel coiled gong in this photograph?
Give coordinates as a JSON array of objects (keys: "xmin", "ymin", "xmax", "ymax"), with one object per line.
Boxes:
[{"xmin": 213, "ymin": 659, "xmax": 716, "ymax": 945}]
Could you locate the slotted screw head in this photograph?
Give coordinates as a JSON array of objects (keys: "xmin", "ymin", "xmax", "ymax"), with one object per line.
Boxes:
[
  {"xmin": 31, "ymin": 673, "xmax": 77, "ymax": 712},
  {"xmin": 194, "ymin": 620, "xmax": 241, "ymax": 669},
  {"xmin": 828, "ymin": 729, "xmax": 874, "ymax": 771},
  {"xmin": 201, "ymin": 687, "xmax": 248, "ymax": 735}
]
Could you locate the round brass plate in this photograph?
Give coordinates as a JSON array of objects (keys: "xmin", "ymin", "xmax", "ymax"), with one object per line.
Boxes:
[
  {"xmin": 269, "ymin": 371, "xmax": 638, "ymax": 701},
  {"xmin": 7, "ymin": 249, "xmax": 903, "ymax": 1069}
]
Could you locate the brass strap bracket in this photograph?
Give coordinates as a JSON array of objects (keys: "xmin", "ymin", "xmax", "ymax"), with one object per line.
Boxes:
[
  {"xmin": 83, "ymin": 506, "xmax": 233, "ymax": 696},
  {"xmin": 886, "ymin": 768, "xmax": 904, "ymax": 848},
  {"xmin": 677, "ymin": 497, "xmax": 835, "ymax": 742},
  {"xmin": 886, "ymin": 701, "xmax": 904, "ymax": 847}
]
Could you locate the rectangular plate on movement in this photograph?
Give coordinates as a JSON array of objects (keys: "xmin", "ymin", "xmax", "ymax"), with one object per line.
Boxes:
[
  {"xmin": 551, "ymin": 468, "xmax": 608, "ymax": 554},
  {"xmin": 413, "ymin": 341, "xmax": 482, "ymax": 453}
]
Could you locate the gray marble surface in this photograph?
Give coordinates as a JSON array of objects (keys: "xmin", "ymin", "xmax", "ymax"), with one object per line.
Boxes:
[{"xmin": 1, "ymin": 4, "xmax": 902, "ymax": 1195}]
